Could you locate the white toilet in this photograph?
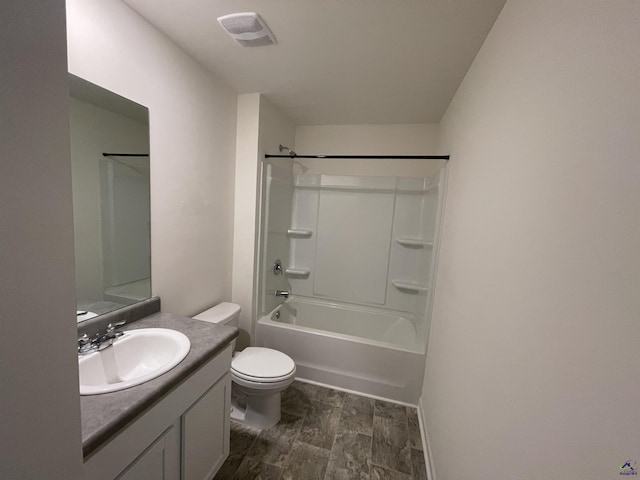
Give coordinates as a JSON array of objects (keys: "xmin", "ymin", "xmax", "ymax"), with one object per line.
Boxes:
[{"xmin": 193, "ymin": 302, "xmax": 296, "ymax": 428}]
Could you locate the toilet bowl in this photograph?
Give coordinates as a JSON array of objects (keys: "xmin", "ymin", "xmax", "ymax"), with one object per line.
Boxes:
[{"xmin": 193, "ymin": 303, "xmax": 296, "ymax": 428}]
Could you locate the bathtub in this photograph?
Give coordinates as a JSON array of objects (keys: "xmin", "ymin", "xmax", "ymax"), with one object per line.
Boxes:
[{"xmin": 256, "ymin": 296, "xmax": 426, "ymax": 403}]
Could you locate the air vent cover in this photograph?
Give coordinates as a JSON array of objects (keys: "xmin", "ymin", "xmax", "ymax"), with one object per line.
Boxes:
[{"xmin": 217, "ymin": 12, "xmax": 276, "ymax": 47}]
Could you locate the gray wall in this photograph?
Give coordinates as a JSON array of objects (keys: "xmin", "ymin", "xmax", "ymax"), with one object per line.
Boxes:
[{"xmin": 0, "ymin": 0, "xmax": 83, "ymax": 477}]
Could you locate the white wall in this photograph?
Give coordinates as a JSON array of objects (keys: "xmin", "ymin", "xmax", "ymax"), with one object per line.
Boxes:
[
  {"xmin": 67, "ymin": 0, "xmax": 237, "ymax": 316},
  {"xmin": 256, "ymin": 97, "xmax": 295, "ymax": 322},
  {"xmin": 422, "ymin": 1, "xmax": 640, "ymax": 479},
  {"xmin": 232, "ymin": 94, "xmax": 295, "ymax": 347},
  {"xmin": 295, "ymin": 124, "xmax": 444, "ymax": 177},
  {"xmin": 232, "ymin": 93, "xmax": 261, "ymax": 348},
  {"xmin": 0, "ymin": 0, "xmax": 83, "ymax": 477}
]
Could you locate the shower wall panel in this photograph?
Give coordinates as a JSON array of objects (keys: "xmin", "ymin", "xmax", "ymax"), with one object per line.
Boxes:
[
  {"xmin": 285, "ymin": 174, "xmax": 439, "ymax": 317},
  {"xmin": 386, "ymin": 177, "xmax": 439, "ymax": 316},
  {"xmin": 313, "ymin": 187, "xmax": 395, "ymax": 305},
  {"xmin": 287, "ymin": 186, "xmax": 319, "ymax": 298},
  {"xmin": 386, "ymin": 191, "xmax": 429, "ymax": 313}
]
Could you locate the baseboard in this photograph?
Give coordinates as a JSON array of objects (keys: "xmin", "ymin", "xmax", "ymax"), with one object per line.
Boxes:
[{"xmin": 416, "ymin": 401, "xmax": 436, "ymax": 480}]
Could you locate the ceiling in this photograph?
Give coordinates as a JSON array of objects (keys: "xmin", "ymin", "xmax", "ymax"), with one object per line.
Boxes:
[{"xmin": 123, "ymin": 0, "xmax": 506, "ymax": 126}]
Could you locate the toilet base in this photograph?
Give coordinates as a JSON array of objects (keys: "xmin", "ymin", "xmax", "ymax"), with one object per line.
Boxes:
[{"xmin": 230, "ymin": 389, "xmax": 282, "ymax": 428}]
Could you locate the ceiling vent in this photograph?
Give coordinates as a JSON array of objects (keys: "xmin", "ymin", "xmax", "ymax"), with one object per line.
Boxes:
[{"xmin": 217, "ymin": 13, "xmax": 276, "ymax": 47}]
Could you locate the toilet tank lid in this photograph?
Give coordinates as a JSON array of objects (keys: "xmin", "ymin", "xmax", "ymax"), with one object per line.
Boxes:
[{"xmin": 193, "ymin": 302, "xmax": 240, "ymax": 324}]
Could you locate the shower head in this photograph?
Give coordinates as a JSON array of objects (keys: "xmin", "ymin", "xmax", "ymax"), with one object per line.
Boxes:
[{"xmin": 279, "ymin": 144, "xmax": 297, "ymax": 158}]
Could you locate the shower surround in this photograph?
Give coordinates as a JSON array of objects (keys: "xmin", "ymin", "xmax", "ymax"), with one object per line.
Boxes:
[{"xmin": 256, "ymin": 163, "xmax": 446, "ymax": 403}]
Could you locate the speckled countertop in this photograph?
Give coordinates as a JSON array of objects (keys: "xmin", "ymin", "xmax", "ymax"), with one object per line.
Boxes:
[{"xmin": 80, "ymin": 312, "xmax": 238, "ymax": 458}]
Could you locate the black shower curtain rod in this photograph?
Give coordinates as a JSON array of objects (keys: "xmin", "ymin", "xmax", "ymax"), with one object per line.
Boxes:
[
  {"xmin": 264, "ymin": 154, "xmax": 449, "ymax": 160},
  {"xmin": 102, "ymin": 153, "xmax": 150, "ymax": 157}
]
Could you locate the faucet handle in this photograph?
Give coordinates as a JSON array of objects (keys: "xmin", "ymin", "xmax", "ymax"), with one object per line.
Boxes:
[
  {"xmin": 106, "ymin": 321, "xmax": 126, "ymax": 339},
  {"xmin": 77, "ymin": 334, "xmax": 93, "ymax": 354},
  {"xmin": 106, "ymin": 321, "xmax": 126, "ymax": 333}
]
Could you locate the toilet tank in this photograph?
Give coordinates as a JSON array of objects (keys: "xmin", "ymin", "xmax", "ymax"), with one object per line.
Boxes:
[{"xmin": 193, "ymin": 302, "xmax": 241, "ymax": 327}]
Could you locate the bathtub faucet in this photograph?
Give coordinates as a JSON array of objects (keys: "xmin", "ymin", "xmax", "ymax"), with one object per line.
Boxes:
[{"xmin": 274, "ymin": 290, "xmax": 290, "ymax": 299}]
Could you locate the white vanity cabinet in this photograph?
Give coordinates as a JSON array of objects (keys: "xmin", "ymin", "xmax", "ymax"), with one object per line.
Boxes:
[
  {"xmin": 182, "ymin": 377, "xmax": 230, "ymax": 480},
  {"xmin": 84, "ymin": 344, "xmax": 232, "ymax": 480},
  {"xmin": 116, "ymin": 424, "xmax": 180, "ymax": 480}
]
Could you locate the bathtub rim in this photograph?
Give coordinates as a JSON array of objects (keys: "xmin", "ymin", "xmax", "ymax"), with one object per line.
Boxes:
[
  {"xmin": 272, "ymin": 294, "xmax": 417, "ymax": 323},
  {"xmin": 259, "ymin": 296, "xmax": 425, "ymax": 355},
  {"xmin": 293, "ymin": 377, "xmax": 419, "ymax": 408}
]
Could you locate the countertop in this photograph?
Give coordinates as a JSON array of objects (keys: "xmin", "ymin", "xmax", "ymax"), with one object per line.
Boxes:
[{"xmin": 80, "ymin": 312, "xmax": 238, "ymax": 458}]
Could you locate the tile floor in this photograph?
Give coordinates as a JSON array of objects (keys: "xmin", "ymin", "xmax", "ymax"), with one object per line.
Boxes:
[{"xmin": 215, "ymin": 381, "xmax": 428, "ymax": 480}]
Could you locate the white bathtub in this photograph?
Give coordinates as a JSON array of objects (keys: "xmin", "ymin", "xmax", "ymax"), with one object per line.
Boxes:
[{"xmin": 256, "ymin": 296, "xmax": 426, "ymax": 403}]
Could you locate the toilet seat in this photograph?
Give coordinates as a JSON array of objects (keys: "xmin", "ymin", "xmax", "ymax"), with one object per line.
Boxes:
[
  {"xmin": 231, "ymin": 371, "xmax": 296, "ymax": 391},
  {"xmin": 231, "ymin": 369, "xmax": 295, "ymax": 384},
  {"xmin": 231, "ymin": 347, "xmax": 295, "ymax": 382}
]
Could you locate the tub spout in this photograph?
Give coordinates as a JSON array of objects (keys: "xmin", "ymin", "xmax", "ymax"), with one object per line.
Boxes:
[{"xmin": 275, "ymin": 290, "xmax": 289, "ymax": 299}]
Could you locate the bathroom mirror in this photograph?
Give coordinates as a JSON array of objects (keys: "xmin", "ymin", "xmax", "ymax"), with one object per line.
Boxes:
[{"xmin": 69, "ymin": 74, "xmax": 151, "ymax": 322}]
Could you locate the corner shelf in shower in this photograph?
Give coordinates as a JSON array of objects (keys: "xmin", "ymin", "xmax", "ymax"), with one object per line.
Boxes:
[
  {"xmin": 395, "ymin": 237, "xmax": 433, "ymax": 249},
  {"xmin": 285, "ymin": 268, "xmax": 311, "ymax": 278},
  {"xmin": 287, "ymin": 229, "xmax": 313, "ymax": 238},
  {"xmin": 391, "ymin": 280, "xmax": 429, "ymax": 294}
]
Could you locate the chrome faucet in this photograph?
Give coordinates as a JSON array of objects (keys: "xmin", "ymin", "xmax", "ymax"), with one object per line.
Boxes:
[
  {"xmin": 274, "ymin": 290, "xmax": 290, "ymax": 299},
  {"xmin": 78, "ymin": 321, "xmax": 126, "ymax": 355}
]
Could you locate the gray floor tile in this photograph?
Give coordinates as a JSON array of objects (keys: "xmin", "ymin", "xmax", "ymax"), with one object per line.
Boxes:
[
  {"xmin": 244, "ymin": 412, "xmax": 304, "ymax": 467},
  {"xmin": 215, "ymin": 422, "xmax": 261, "ymax": 479},
  {"xmin": 281, "ymin": 441, "xmax": 331, "ymax": 480},
  {"xmin": 410, "ymin": 448, "xmax": 428, "ymax": 480},
  {"xmin": 230, "ymin": 420, "xmax": 262, "ymax": 446},
  {"xmin": 232, "ymin": 455, "xmax": 283, "ymax": 480},
  {"xmin": 324, "ymin": 431, "xmax": 372, "ymax": 480},
  {"xmin": 405, "ymin": 408, "xmax": 422, "ymax": 451},
  {"xmin": 340, "ymin": 393, "xmax": 375, "ymax": 435},
  {"xmin": 281, "ymin": 382, "xmax": 318, "ymax": 417},
  {"xmin": 298, "ymin": 401, "xmax": 342, "ymax": 450},
  {"xmin": 374, "ymin": 400, "xmax": 408, "ymax": 424},
  {"xmin": 295, "ymin": 381, "xmax": 321, "ymax": 397},
  {"xmin": 371, "ymin": 417, "xmax": 411, "ymax": 475},
  {"xmin": 220, "ymin": 385, "xmax": 428, "ymax": 480},
  {"xmin": 370, "ymin": 465, "xmax": 412, "ymax": 480},
  {"xmin": 315, "ymin": 386, "xmax": 346, "ymax": 407}
]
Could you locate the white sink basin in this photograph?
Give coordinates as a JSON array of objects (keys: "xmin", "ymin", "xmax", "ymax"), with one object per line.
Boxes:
[{"xmin": 79, "ymin": 328, "xmax": 191, "ymax": 395}]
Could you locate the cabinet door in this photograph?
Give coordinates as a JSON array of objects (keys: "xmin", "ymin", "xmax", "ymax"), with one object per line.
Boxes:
[
  {"xmin": 182, "ymin": 373, "xmax": 231, "ymax": 480},
  {"xmin": 116, "ymin": 423, "xmax": 180, "ymax": 480}
]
